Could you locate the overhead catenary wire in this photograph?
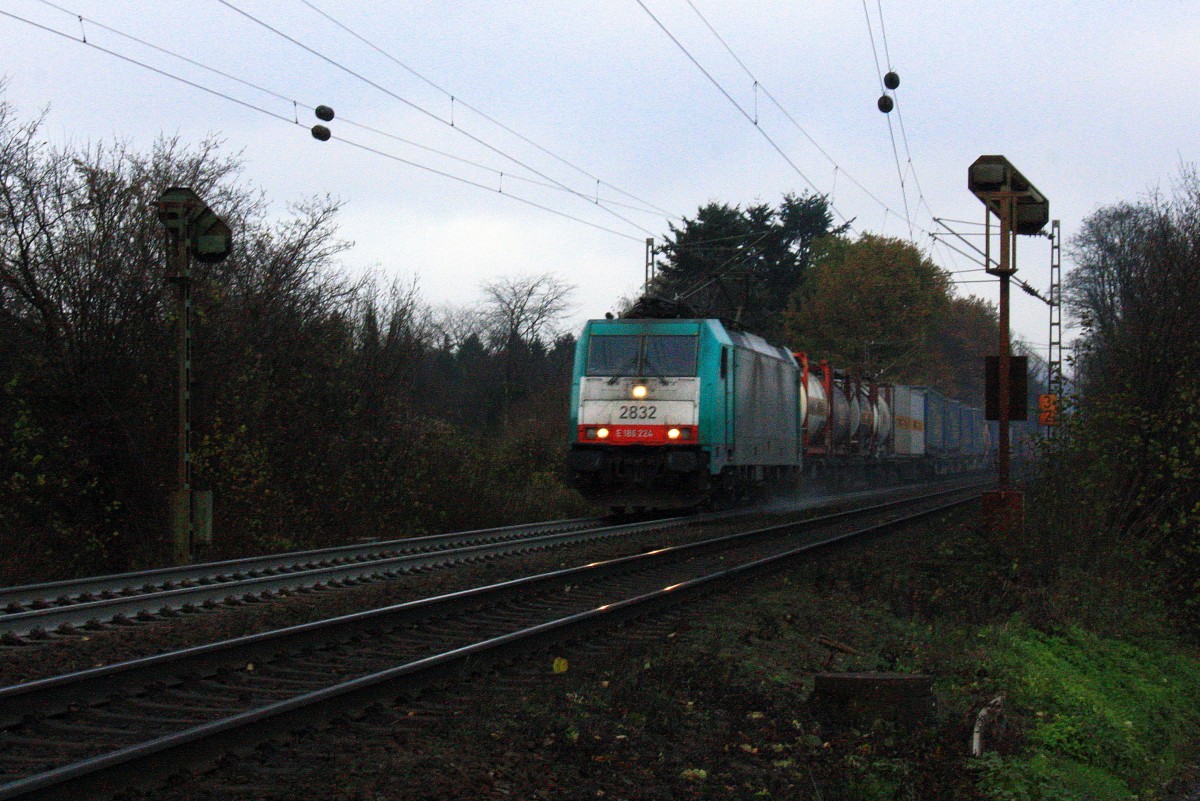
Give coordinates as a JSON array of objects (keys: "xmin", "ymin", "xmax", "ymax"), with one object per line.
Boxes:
[
  {"xmin": 929, "ymin": 234, "xmax": 993, "ymax": 272},
  {"xmin": 860, "ymin": 0, "xmax": 914, "ymax": 242},
  {"xmin": 212, "ymin": 0, "xmax": 659, "ymax": 238},
  {"xmin": 883, "ymin": 65, "xmax": 935, "ymax": 246},
  {"xmin": 333, "ymin": 137, "xmax": 645, "ymax": 241},
  {"xmin": 933, "ymin": 217, "xmax": 988, "ymax": 228},
  {"xmin": 0, "ymin": 7, "xmax": 644, "ymax": 243},
  {"xmin": 860, "ymin": 0, "xmax": 886, "ymax": 93},
  {"xmin": 1, "ymin": 9, "xmax": 294, "ymax": 125},
  {"xmin": 297, "ymin": 0, "xmax": 680, "ymax": 222},
  {"xmin": 632, "ymin": 0, "xmax": 854, "ymax": 229},
  {"xmin": 51, "ymin": 5, "xmax": 673, "ymax": 219},
  {"xmin": 874, "ymin": 0, "xmax": 894, "ymax": 69},
  {"xmin": 680, "ymin": 0, "xmax": 910, "ymax": 234},
  {"xmin": 10, "ymin": 0, "xmax": 1056, "ymax": 345},
  {"xmin": 33, "ymin": 0, "xmax": 671, "ymax": 219},
  {"xmin": 931, "ymin": 219, "xmax": 1001, "ymax": 270},
  {"xmin": 860, "ymin": 0, "xmax": 940, "ymax": 253},
  {"xmin": 674, "ymin": 229, "xmax": 777, "ymax": 302},
  {"xmin": 29, "ymin": 1, "xmax": 589, "ymax": 204},
  {"xmin": 677, "ymin": 0, "xmax": 948, "ymax": 261},
  {"xmin": 870, "ymin": 0, "xmax": 924, "ymax": 206}
]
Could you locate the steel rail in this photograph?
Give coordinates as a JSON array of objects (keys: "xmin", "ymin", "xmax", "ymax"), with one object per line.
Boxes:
[
  {"xmin": 0, "ymin": 517, "xmax": 601, "ymax": 613},
  {"xmin": 0, "ymin": 477, "xmax": 984, "ymax": 615},
  {"xmin": 0, "ymin": 516, "xmax": 695, "ymax": 639},
  {"xmin": 0, "ymin": 485, "xmax": 982, "ymax": 800},
  {"xmin": 0, "ymin": 481, "xmax": 980, "ymax": 639},
  {"xmin": 0, "ymin": 482, "xmax": 979, "ymax": 710}
]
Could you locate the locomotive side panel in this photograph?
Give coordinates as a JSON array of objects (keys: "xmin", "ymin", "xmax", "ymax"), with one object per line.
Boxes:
[{"xmin": 727, "ymin": 331, "xmax": 800, "ymax": 467}]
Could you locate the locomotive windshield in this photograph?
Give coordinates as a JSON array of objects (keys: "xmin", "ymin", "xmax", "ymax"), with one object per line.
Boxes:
[
  {"xmin": 586, "ymin": 334, "xmax": 697, "ymax": 377},
  {"xmin": 642, "ymin": 335, "xmax": 697, "ymax": 375}
]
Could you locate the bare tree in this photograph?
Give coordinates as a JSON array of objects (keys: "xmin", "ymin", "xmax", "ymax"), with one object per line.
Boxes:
[
  {"xmin": 480, "ymin": 273, "xmax": 575, "ymax": 352},
  {"xmin": 1051, "ymin": 167, "xmax": 1200, "ymax": 628},
  {"xmin": 1065, "ymin": 202, "xmax": 1156, "ymax": 354},
  {"xmin": 430, "ymin": 302, "xmax": 485, "ymax": 352},
  {"xmin": 477, "ymin": 273, "xmax": 574, "ymax": 425}
]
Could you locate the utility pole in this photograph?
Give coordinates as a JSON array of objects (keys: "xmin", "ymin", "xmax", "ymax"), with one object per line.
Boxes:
[
  {"xmin": 157, "ymin": 188, "xmax": 231, "ymax": 564},
  {"xmin": 969, "ymin": 156, "xmax": 1049, "ymax": 532}
]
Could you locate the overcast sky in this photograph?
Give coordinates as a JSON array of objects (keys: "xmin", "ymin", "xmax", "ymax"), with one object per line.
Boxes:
[{"xmin": 3, "ymin": 1, "xmax": 1198, "ymax": 359}]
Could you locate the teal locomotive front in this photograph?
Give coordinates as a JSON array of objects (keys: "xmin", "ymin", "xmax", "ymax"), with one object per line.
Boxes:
[{"xmin": 566, "ymin": 318, "xmax": 801, "ymax": 510}]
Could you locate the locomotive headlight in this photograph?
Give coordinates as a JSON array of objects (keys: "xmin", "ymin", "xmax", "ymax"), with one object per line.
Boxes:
[
  {"xmin": 585, "ymin": 428, "xmax": 597, "ymax": 439},
  {"xmin": 667, "ymin": 428, "xmax": 681, "ymax": 440},
  {"xmin": 631, "ymin": 384, "xmax": 648, "ymax": 399},
  {"xmin": 597, "ymin": 427, "xmax": 610, "ymax": 439}
]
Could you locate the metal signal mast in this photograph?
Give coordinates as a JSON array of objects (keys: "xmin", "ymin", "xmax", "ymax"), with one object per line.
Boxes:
[
  {"xmin": 969, "ymin": 155, "xmax": 1049, "ymax": 532},
  {"xmin": 1046, "ymin": 220, "xmax": 1064, "ymax": 422}
]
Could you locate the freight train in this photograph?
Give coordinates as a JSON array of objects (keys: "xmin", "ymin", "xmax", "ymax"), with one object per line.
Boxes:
[{"xmin": 565, "ymin": 313, "xmax": 997, "ymax": 511}]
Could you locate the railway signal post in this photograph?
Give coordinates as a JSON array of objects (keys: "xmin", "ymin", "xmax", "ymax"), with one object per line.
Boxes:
[
  {"xmin": 969, "ymin": 156, "xmax": 1048, "ymax": 532},
  {"xmin": 157, "ymin": 188, "xmax": 231, "ymax": 564}
]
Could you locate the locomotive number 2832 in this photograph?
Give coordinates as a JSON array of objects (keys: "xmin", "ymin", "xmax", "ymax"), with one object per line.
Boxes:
[{"xmin": 618, "ymin": 405, "xmax": 657, "ymax": 420}]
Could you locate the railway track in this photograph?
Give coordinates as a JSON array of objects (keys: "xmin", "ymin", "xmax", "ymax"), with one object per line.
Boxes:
[
  {"xmin": 0, "ymin": 517, "xmax": 605, "ymax": 612},
  {"xmin": 0, "ymin": 516, "xmax": 693, "ymax": 641},
  {"xmin": 0, "ymin": 480, "xmax": 975, "ymax": 641},
  {"xmin": 0, "ymin": 482, "xmax": 984, "ymax": 801}
]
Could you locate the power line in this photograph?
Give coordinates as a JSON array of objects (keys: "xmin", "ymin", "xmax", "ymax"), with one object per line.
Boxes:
[
  {"xmin": 298, "ymin": 0, "xmax": 681, "ymax": 222},
  {"xmin": 860, "ymin": 0, "xmax": 913, "ymax": 241},
  {"xmin": 33, "ymin": 0, "xmax": 667, "ymax": 220},
  {"xmin": 0, "ymin": 7, "xmax": 644, "ymax": 242},
  {"xmin": 1, "ymin": 9, "xmax": 296, "ymax": 124},
  {"xmin": 674, "ymin": 229, "xmax": 776, "ymax": 302},
  {"xmin": 213, "ymin": 0, "xmax": 658, "ymax": 238},
  {"xmin": 861, "ymin": 0, "xmax": 886, "ymax": 92},
  {"xmin": 675, "ymin": 0, "xmax": 949, "ymax": 259},
  {"xmin": 858, "ymin": 1, "xmax": 940, "ymax": 252},
  {"xmin": 936, "ymin": 217, "xmax": 988, "ymax": 227},
  {"xmin": 874, "ymin": 0, "xmax": 894, "ymax": 68},
  {"xmin": 334, "ymin": 137, "xmax": 643, "ymax": 241},
  {"xmin": 680, "ymin": 0, "xmax": 909, "ymax": 233},
  {"xmin": 929, "ymin": 234, "xmax": 990, "ymax": 272},
  {"xmin": 632, "ymin": 0, "xmax": 854, "ymax": 228},
  {"xmin": 884, "ymin": 112, "xmax": 913, "ymax": 240},
  {"xmin": 931, "ymin": 219, "xmax": 1000, "ymax": 270}
]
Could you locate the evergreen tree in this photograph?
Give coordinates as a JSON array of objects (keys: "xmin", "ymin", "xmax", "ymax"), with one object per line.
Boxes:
[{"xmin": 648, "ymin": 193, "xmax": 841, "ymax": 341}]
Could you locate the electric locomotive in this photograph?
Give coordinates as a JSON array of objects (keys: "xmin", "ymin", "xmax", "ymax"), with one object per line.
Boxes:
[{"xmin": 565, "ymin": 316, "xmax": 801, "ymax": 510}]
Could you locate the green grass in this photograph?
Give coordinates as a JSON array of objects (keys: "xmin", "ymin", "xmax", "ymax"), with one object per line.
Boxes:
[{"xmin": 976, "ymin": 622, "xmax": 1200, "ymax": 800}]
